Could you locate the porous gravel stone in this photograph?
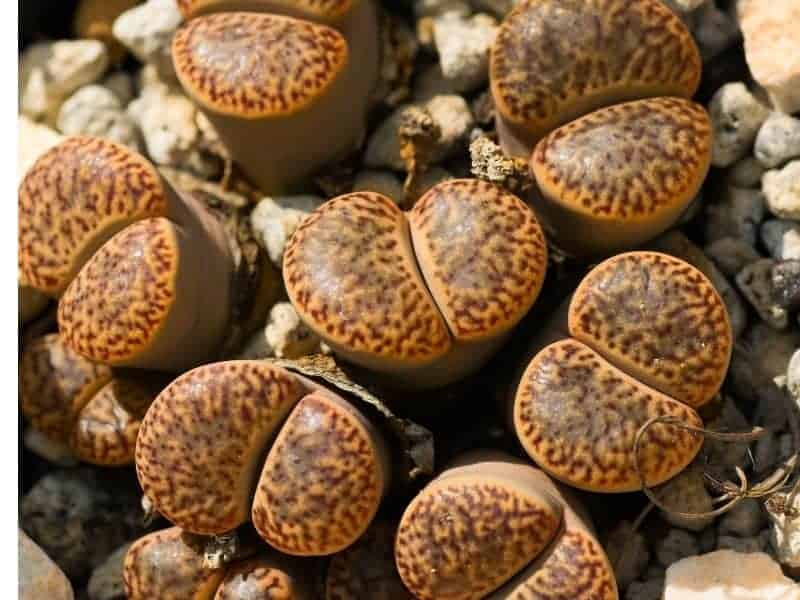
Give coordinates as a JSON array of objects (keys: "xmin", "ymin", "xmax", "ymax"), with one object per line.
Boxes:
[
  {"xmin": 414, "ymin": 0, "xmax": 471, "ymax": 18},
  {"xmin": 664, "ymin": 550, "xmax": 800, "ymax": 600},
  {"xmin": 736, "ymin": 259, "xmax": 788, "ymax": 329},
  {"xmin": 432, "ymin": 12, "xmax": 498, "ymax": 92},
  {"xmin": 264, "ymin": 302, "xmax": 321, "ymax": 360},
  {"xmin": 719, "ymin": 499, "xmax": 766, "ymax": 537},
  {"xmin": 708, "ymin": 82, "xmax": 771, "ymax": 168},
  {"xmin": 705, "ymin": 186, "xmax": 765, "ymax": 247},
  {"xmin": 101, "ymin": 71, "xmax": 135, "ymax": 106},
  {"xmin": 655, "ymin": 529, "xmax": 699, "ymax": 568},
  {"xmin": 755, "ymin": 112, "xmax": 800, "ymax": 169},
  {"xmin": 769, "ymin": 489, "xmax": 800, "ymax": 570},
  {"xmin": 18, "ymin": 115, "xmax": 63, "ymax": 181},
  {"xmin": 772, "ymin": 260, "xmax": 800, "ymax": 310},
  {"xmin": 788, "ymin": 349, "xmax": 800, "ymax": 401},
  {"xmin": 57, "ymin": 84, "xmax": 141, "ymax": 151},
  {"xmin": 112, "ymin": 0, "xmax": 182, "ymax": 79},
  {"xmin": 727, "ymin": 156, "xmax": 765, "ymax": 188},
  {"xmin": 763, "ymin": 160, "xmax": 800, "ymax": 220},
  {"xmin": 761, "ymin": 219, "xmax": 800, "ymax": 260}
]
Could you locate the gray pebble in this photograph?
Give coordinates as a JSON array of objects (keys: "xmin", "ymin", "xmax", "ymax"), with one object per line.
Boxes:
[
  {"xmin": 705, "ymin": 237, "xmax": 761, "ymax": 277},
  {"xmin": 709, "ymin": 82, "xmax": 771, "ymax": 167},
  {"xmin": 761, "ymin": 219, "xmax": 800, "ymax": 260},
  {"xmin": 754, "ymin": 112, "xmax": 800, "ymax": 168},
  {"xmin": 772, "ymin": 260, "xmax": 800, "ymax": 310},
  {"xmin": 736, "ymin": 259, "xmax": 788, "ymax": 329},
  {"xmin": 726, "ymin": 156, "xmax": 765, "ymax": 188},
  {"xmin": 692, "ymin": 3, "xmax": 740, "ymax": 62},
  {"xmin": 754, "ymin": 431, "xmax": 779, "ymax": 474},
  {"xmin": 719, "ymin": 499, "xmax": 766, "ymax": 537},
  {"xmin": 655, "ymin": 529, "xmax": 699, "ymax": 568},
  {"xmin": 88, "ymin": 542, "xmax": 132, "ymax": 600},
  {"xmin": 654, "ymin": 466, "xmax": 714, "ymax": 531},
  {"xmin": 606, "ymin": 521, "xmax": 649, "ymax": 588},
  {"xmin": 716, "ymin": 534, "xmax": 766, "ymax": 553},
  {"xmin": 625, "ymin": 578, "xmax": 664, "ymax": 600},
  {"xmin": 698, "ymin": 526, "xmax": 717, "ymax": 553},
  {"xmin": 705, "ymin": 186, "xmax": 765, "ymax": 247}
]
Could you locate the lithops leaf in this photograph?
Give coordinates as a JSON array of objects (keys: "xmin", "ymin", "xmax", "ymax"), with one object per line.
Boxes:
[
  {"xmin": 214, "ymin": 554, "xmax": 314, "ymax": 600},
  {"xmin": 514, "ymin": 339, "xmax": 704, "ymax": 492},
  {"xmin": 173, "ymin": 12, "xmax": 348, "ymax": 119},
  {"xmin": 491, "ymin": 0, "xmax": 700, "ymax": 152},
  {"xmin": 18, "ymin": 136, "xmax": 169, "ymax": 295},
  {"xmin": 530, "ymin": 98, "xmax": 712, "ymax": 254},
  {"xmin": 394, "ymin": 465, "xmax": 563, "ymax": 600},
  {"xmin": 284, "ymin": 192, "xmax": 452, "ymax": 373},
  {"xmin": 568, "ymin": 252, "xmax": 732, "ymax": 408},
  {"xmin": 70, "ymin": 379, "xmax": 155, "ymax": 466},
  {"xmin": 252, "ymin": 391, "xmax": 388, "ymax": 555},
  {"xmin": 123, "ymin": 528, "xmax": 225, "ymax": 600},
  {"xmin": 408, "ymin": 179, "xmax": 547, "ymax": 343},
  {"xmin": 135, "ymin": 362, "xmax": 307, "ymax": 534},
  {"xmin": 177, "ymin": 0, "xmax": 354, "ymax": 20},
  {"xmin": 20, "ymin": 334, "xmax": 112, "ymax": 444}
]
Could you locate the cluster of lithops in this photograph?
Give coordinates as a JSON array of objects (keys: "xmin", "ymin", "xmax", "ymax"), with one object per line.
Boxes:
[
  {"xmin": 284, "ymin": 179, "xmax": 548, "ymax": 388},
  {"xmin": 20, "ymin": 334, "xmax": 158, "ymax": 466},
  {"xmin": 394, "ymin": 452, "xmax": 617, "ymax": 600},
  {"xmin": 18, "ymin": 135, "xmax": 250, "ymax": 372},
  {"xmin": 172, "ymin": 0, "xmax": 380, "ymax": 194},
  {"xmin": 513, "ymin": 252, "xmax": 733, "ymax": 492},
  {"xmin": 490, "ymin": 0, "xmax": 712, "ymax": 256},
  {"xmin": 135, "ymin": 361, "xmax": 389, "ymax": 556}
]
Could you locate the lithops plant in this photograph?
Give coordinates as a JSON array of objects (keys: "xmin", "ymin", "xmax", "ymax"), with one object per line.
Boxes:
[
  {"xmin": 284, "ymin": 179, "xmax": 548, "ymax": 388},
  {"xmin": 394, "ymin": 452, "xmax": 617, "ymax": 600},
  {"xmin": 490, "ymin": 0, "xmax": 702, "ymax": 158},
  {"xmin": 513, "ymin": 252, "xmax": 733, "ymax": 493},
  {"xmin": 172, "ymin": 9, "xmax": 376, "ymax": 194},
  {"xmin": 123, "ymin": 526, "xmax": 316, "ymax": 600},
  {"xmin": 135, "ymin": 361, "xmax": 389, "ymax": 555},
  {"xmin": 529, "ymin": 97, "xmax": 712, "ymax": 256},
  {"xmin": 20, "ymin": 334, "xmax": 158, "ymax": 466}
]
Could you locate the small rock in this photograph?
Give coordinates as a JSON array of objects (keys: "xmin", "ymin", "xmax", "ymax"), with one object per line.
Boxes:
[
  {"xmin": 102, "ymin": 71, "xmax": 135, "ymax": 106},
  {"xmin": 352, "ymin": 170, "xmax": 405, "ymax": 204},
  {"xmin": 19, "ymin": 530, "xmax": 74, "ymax": 600},
  {"xmin": 754, "ymin": 430, "xmax": 778, "ymax": 474},
  {"xmin": 235, "ymin": 329, "xmax": 274, "ymax": 360},
  {"xmin": 432, "ymin": 13, "xmax": 498, "ymax": 92},
  {"xmin": 737, "ymin": 0, "xmax": 800, "ymax": 114},
  {"xmin": 762, "ymin": 219, "xmax": 800, "ymax": 260},
  {"xmin": 726, "ymin": 156, "xmax": 765, "ymax": 188},
  {"xmin": 654, "ymin": 465, "xmax": 714, "ymax": 531},
  {"xmin": 250, "ymin": 195, "xmax": 324, "ymax": 267},
  {"xmin": 719, "ymin": 499, "xmax": 766, "ymax": 537},
  {"xmin": 112, "ymin": 0, "xmax": 182, "ymax": 80},
  {"xmin": 702, "ymin": 395, "xmax": 751, "ymax": 473},
  {"xmin": 624, "ymin": 579, "xmax": 663, "ymax": 600},
  {"xmin": 23, "ymin": 428, "xmax": 78, "ymax": 467},
  {"xmin": 87, "ymin": 542, "xmax": 132, "ymax": 600},
  {"xmin": 698, "ymin": 527, "xmax": 717, "ymax": 553},
  {"xmin": 788, "ymin": 349, "xmax": 800, "ymax": 401},
  {"xmin": 413, "ymin": 64, "xmax": 472, "ymax": 100},
  {"xmin": 692, "ymin": 3, "xmax": 740, "ymax": 62},
  {"xmin": 472, "ymin": 0, "xmax": 518, "ymax": 18},
  {"xmin": 264, "ymin": 302, "xmax": 321, "ymax": 359},
  {"xmin": 755, "ymin": 112, "xmax": 800, "ymax": 169},
  {"xmin": 20, "ymin": 40, "xmax": 109, "ymax": 124},
  {"xmin": 736, "ymin": 258, "xmax": 788, "ymax": 329},
  {"xmin": 664, "ymin": 550, "xmax": 800, "ymax": 599},
  {"xmin": 57, "ymin": 84, "xmax": 141, "ymax": 150},
  {"xmin": 772, "ymin": 260, "xmax": 800, "ymax": 310},
  {"xmin": 768, "ymin": 489, "xmax": 800, "ymax": 570},
  {"xmin": 414, "ymin": 0, "xmax": 471, "ymax": 18},
  {"xmin": 20, "ymin": 469, "xmax": 145, "ymax": 579},
  {"xmin": 704, "ymin": 237, "xmax": 761, "ymax": 277},
  {"xmin": 18, "ymin": 115, "xmax": 63, "ymax": 182},
  {"xmin": 605, "ymin": 521, "xmax": 649, "ymax": 588},
  {"xmin": 763, "ymin": 160, "xmax": 800, "ymax": 220},
  {"xmin": 72, "ymin": 0, "xmax": 138, "ymax": 62},
  {"xmin": 655, "ymin": 529, "xmax": 699, "ymax": 568},
  {"xmin": 705, "ymin": 186, "xmax": 765, "ymax": 247},
  {"xmin": 364, "ymin": 94, "xmax": 474, "ymax": 171},
  {"xmin": 708, "ymin": 82, "xmax": 771, "ymax": 168},
  {"xmin": 716, "ymin": 534, "xmax": 766, "ymax": 553}
]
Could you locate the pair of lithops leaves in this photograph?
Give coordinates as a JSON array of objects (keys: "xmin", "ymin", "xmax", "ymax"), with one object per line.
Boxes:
[
  {"xmin": 135, "ymin": 360, "xmax": 390, "ymax": 558},
  {"xmin": 490, "ymin": 0, "xmax": 712, "ymax": 256},
  {"xmin": 283, "ymin": 179, "xmax": 549, "ymax": 388},
  {"xmin": 172, "ymin": 0, "xmax": 380, "ymax": 194},
  {"xmin": 18, "ymin": 136, "xmax": 256, "ymax": 372},
  {"xmin": 124, "ymin": 520, "xmax": 411, "ymax": 599},
  {"xmin": 395, "ymin": 451, "xmax": 618, "ymax": 600},
  {"xmin": 512, "ymin": 251, "xmax": 733, "ymax": 493},
  {"xmin": 19, "ymin": 334, "xmax": 158, "ymax": 466}
]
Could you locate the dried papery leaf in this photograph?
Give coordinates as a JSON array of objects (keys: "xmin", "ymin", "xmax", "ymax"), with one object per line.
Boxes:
[
  {"xmin": 268, "ymin": 354, "xmax": 434, "ymax": 480},
  {"xmin": 398, "ymin": 105, "xmax": 441, "ymax": 206}
]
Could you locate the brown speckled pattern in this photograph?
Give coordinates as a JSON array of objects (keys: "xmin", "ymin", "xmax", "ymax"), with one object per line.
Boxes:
[
  {"xmin": 173, "ymin": 13, "xmax": 347, "ymax": 118},
  {"xmin": 408, "ymin": 179, "xmax": 547, "ymax": 341},
  {"xmin": 71, "ymin": 380, "xmax": 154, "ymax": 466},
  {"xmin": 569, "ymin": 252, "xmax": 732, "ymax": 408},
  {"xmin": 532, "ymin": 98, "xmax": 711, "ymax": 219},
  {"xmin": 394, "ymin": 476, "xmax": 562, "ymax": 600},
  {"xmin": 18, "ymin": 136, "xmax": 168, "ymax": 295},
  {"xmin": 58, "ymin": 218, "xmax": 178, "ymax": 366},
  {"xmin": 498, "ymin": 530, "xmax": 617, "ymax": 600},
  {"xmin": 123, "ymin": 528, "xmax": 225, "ymax": 600},
  {"xmin": 326, "ymin": 521, "xmax": 413, "ymax": 600},
  {"xmin": 20, "ymin": 334, "xmax": 112, "ymax": 443},
  {"xmin": 514, "ymin": 339, "xmax": 703, "ymax": 492},
  {"xmin": 178, "ymin": 0, "xmax": 353, "ymax": 19},
  {"xmin": 214, "ymin": 556, "xmax": 302, "ymax": 600},
  {"xmin": 491, "ymin": 0, "xmax": 700, "ymax": 139},
  {"xmin": 135, "ymin": 362, "xmax": 306, "ymax": 534},
  {"xmin": 252, "ymin": 393, "xmax": 385, "ymax": 556},
  {"xmin": 284, "ymin": 192, "xmax": 451, "ymax": 365}
]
